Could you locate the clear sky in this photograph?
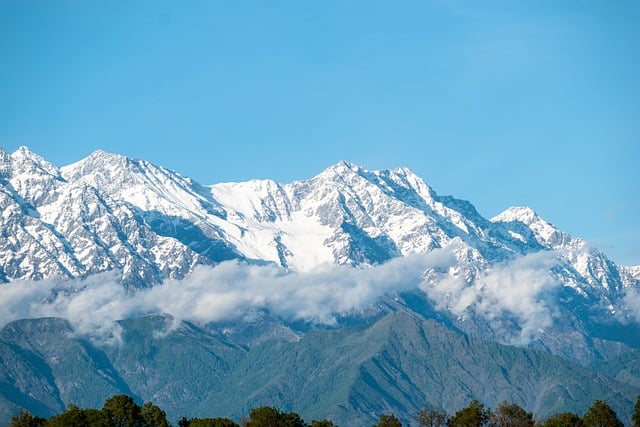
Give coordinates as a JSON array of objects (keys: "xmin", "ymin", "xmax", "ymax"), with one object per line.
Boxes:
[{"xmin": 1, "ymin": 1, "xmax": 639, "ymax": 265}]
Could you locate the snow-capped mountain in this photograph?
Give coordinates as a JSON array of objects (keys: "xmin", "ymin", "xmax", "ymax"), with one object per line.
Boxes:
[
  {"xmin": 2, "ymin": 147, "xmax": 636, "ymax": 287},
  {"xmin": 1, "ymin": 146, "xmax": 638, "ymax": 360}
]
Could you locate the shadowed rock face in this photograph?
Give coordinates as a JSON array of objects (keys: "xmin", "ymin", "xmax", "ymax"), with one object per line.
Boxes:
[{"xmin": 0, "ymin": 313, "xmax": 638, "ymax": 426}]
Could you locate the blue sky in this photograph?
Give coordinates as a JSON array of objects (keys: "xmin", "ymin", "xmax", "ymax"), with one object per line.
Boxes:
[{"xmin": 1, "ymin": 1, "xmax": 639, "ymax": 265}]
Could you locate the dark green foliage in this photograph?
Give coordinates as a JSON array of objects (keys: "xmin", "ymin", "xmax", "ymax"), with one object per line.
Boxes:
[
  {"xmin": 12, "ymin": 395, "xmax": 640, "ymax": 427},
  {"xmin": 45, "ymin": 404, "xmax": 111, "ymax": 427},
  {"xmin": 246, "ymin": 406, "xmax": 281, "ymax": 427},
  {"xmin": 9, "ymin": 409, "xmax": 46, "ymax": 427},
  {"xmin": 44, "ymin": 404, "xmax": 84, "ymax": 427},
  {"xmin": 489, "ymin": 401, "xmax": 533, "ymax": 427},
  {"xmin": 183, "ymin": 417, "xmax": 240, "ymax": 427},
  {"xmin": 415, "ymin": 404, "xmax": 447, "ymax": 427},
  {"xmin": 310, "ymin": 420, "xmax": 337, "ymax": 427},
  {"xmin": 245, "ymin": 406, "xmax": 305, "ymax": 427},
  {"xmin": 633, "ymin": 396, "xmax": 640, "ymax": 427},
  {"xmin": 280, "ymin": 411, "xmax": 307, "ymax": 427},
  {"xmin": 84, "ymin": 408, "xmax": 113, "ymax": 426},
  {"xmin": 447, "ymin": 399, "xmax": 490, "ymax": 427},
  {"xmin": 372, "ymin": 413, "xmax": 402, "ymax": 427},
  {"xmin": 103, "ymin": 394, "xmax": 144, "ymax": 427},
  {"xmin": 583, "ymin": 400, "xmax": 623, "ymax": 427},
  {"xmin": 141, "ymin": 402, "xmax": 170, "ymax": 427},
  {"xmin": 542, "ymin": 412, "xmax": 584, "ymax": 427}
]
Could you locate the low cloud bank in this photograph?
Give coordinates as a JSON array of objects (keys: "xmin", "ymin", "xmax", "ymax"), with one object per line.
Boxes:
[
  {"xmin": 0, "ymin": 251, "xmax": 453, "ymax": 339},
  {"xmin": 0, "ymin": 250, "xmax": 567, "ymax": 344},
  {"xmin": 421, "ymin": 251, "xmax": 561, "ymax": 344}
]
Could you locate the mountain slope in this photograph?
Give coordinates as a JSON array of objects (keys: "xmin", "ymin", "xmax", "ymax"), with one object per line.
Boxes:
[{"xmin": 0, "ymin": 313, "xmax": 638, "ymax": 426}]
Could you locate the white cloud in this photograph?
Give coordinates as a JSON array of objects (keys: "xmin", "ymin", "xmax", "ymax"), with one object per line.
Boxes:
[
  {"xmin": 420, "ymin": 251, "xmax": 562, "ymax": 344},
  {"xmin": 0, "ymin": 250, "xmax": 455, "ymax": 341},
  {"xmin": 622, "ymin": 289, "xmax": 640, "ymax": 323},
  {"xmin": 0, "ymin": 250, "xmax": 575, "ymax": 345}
]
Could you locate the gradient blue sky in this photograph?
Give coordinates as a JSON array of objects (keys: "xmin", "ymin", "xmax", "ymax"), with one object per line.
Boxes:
[{"xmin": 1, "ymin": 1, "xmax": 639, "ymax": 265}]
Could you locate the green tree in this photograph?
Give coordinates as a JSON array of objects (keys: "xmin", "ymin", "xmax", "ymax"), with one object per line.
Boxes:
[
  {"xmin": 583, "ymin": 400, "xmax": 623, "ymax": 427},
  {"xmin": 246, "ymin": 406, "xmax": 282, "ymax": 427},
  {"xmin": 310, "ymin": 420, "xmax": 337, "ymax": 427},
  {"xmin": 140, "ymin": 402, "xmax": 170, "ymax": 427},
  {"xmin": 415, "ymin": 404, "xmax": 447, "ymax": 427},
  {"xmin": 9, "ymin": 409, "xmax": 46, "ymax": 427},
  {"xmin": 633, "ymin": 396, "xmax": 640, "ymax": 427},
  {"xmin": 373, "ymin": 413, "xmax": 402, "ymax": 427},
  {"xmin": 85, "ymin": 408, "xmax": 113, "ymax": 426},
  {"xmin": 188, "ymin": 418, "xmax": 240, "ymax": 427},
  {"xmin": 244, "ymin": 406, "xmax": 306, "ymax": 427},
  {"xmin": 43, "ymin": 404, "xmax": 111, "ymax": 427},
  {"xmin": 489, "ymin": 401, "xmax": 533, "ymax": 427},
  {"xmin": 103, "ymin": 394, "xmax": 144, "ymax": 427},
  {"xmin": 44, "ymin": 404, "xmax": 83, "ymax": 427},
  {"xmin": 447, "ymin": 400, "xmax": 491, "ymax": 427},
  {"xmin": 280, "ymin": 411, "xmax": 306, "ymax": 427},
  {"xmin": 542, "ymin": 413, "xmax": 584, "ymax": 427}
]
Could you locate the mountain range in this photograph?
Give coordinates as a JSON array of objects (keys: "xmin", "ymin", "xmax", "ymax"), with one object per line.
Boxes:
[{"xmin": 0, "ymin": 146, "xmax": 639, "ymax": 425}]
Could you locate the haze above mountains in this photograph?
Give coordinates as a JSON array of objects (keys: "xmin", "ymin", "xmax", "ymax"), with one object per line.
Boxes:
[{"xmin": 0, "ymin": 145, "xmax": 639, "ymax": 425}]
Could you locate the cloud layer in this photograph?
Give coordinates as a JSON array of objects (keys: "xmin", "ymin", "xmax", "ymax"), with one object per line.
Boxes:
[
  {"xmin": 0, "ymin": 250, "xmax": 453, "ymax": 340},
  {"xmin": 421, "ymin": 251, "xmax": 561, "ymax": 344},
  {"xmin": 0, "ymin": 250, "xmax": 571, "ymax": 345}
]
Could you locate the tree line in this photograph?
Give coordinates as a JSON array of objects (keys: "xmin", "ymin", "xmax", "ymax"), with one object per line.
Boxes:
[{"xmin": 8, "ymin": 394, "xmax": 640, "ymax": 427}]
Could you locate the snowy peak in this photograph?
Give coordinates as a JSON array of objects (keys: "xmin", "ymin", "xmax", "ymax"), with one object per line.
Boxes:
[
  {"xmin": 491, "ymin": 206, "xmax": 541, "ymax": 225},
  {"xmin": 60, "ymin": 149, "xmax": 226, "ymax": 219},
  {"xmin": 314, "ymin": 162, "xmax": 433, "ymax": 194},
  {"xmin": 491, "ymin": 206, "xmax": 570, "ymax": 248},
  {"xmin": 61, "ymin": 149, "xmax": 182, "ymax": 194},
  {"xmin": 5, "ymin": 147, "xmax": 64, "ymax": 206},
  {"xmin": 319, "ymin": 160, "xmax": 361, "ymax": 177},
  {"xmin": 61, "ymin": 149, "xmax": 144, "ymax": 188},
  {"xmin": 7, "ymin": 146, "xmax": 60, "ymax": 179}
]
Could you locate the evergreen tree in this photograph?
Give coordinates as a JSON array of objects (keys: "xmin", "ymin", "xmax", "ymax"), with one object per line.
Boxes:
[
  {"xmin": 541, "ymin": 412, "xmax": 584, "ymax": 427},
  {"xmin": 415, "ymin": 404, "xmax": 447, "ymax": 427},
  {"xmin": 188, "ymin": 418, "xmax": 240, "ymax": 427},
  {"xmin": 9, "ymin": 409, "xmax": 46, "ymax": 427},
  {"xmin": 280, "ymin": 411, "xmax": 306, "ymax": 427},
  {"xmin": 85, "ymin": 408, "xmax": 113, "ymax": 426},
  {"xmin": 140, "ymin": 402, "xmax": 170, "ymax": 427},
  {"xmin": 44, "ymin": 404, "xmax": 112, "ymax": 427},
  {"xmin": 489, "ymin": 401, "xmax": 533, "ymax": 427},
  {"xmin": 310, "ymin": 420, "xmax": 337, "ymax": 427},
  {"xmin": 447, "ymin": 399, "xmax": 491, "ymax": 427},
  {"xmin": 583, "ymin": 400, "xmax": 623, "ymax": 427},
  {"xmin": 246, "ymin": 406, "xmax": 283, "ymax": 427},
  {"xmin": 103, "ymin": 394, "xmax": 144, "ymax": 427},
  {"xmin": 372, "ymin": 413, "xmax": 402, "ymax": 427},
  {"xmin": 44, "ymin": 404, "xmax": 86, "ymax": 427}
]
